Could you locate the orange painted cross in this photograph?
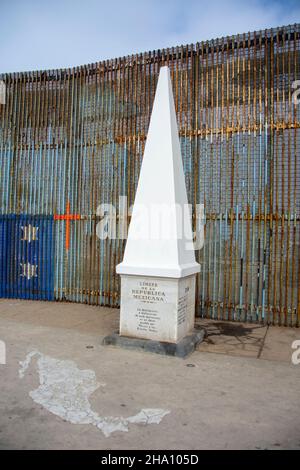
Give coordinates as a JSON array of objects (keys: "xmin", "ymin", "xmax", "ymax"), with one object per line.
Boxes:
[{"xmin": 54, "ymin": 201, "xmax": 81, "ymax": 251}]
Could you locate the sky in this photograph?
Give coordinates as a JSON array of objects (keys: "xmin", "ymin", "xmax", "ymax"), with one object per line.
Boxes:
[{"xmin": 0, "ymin": 0, "xmax": 299, "ymax": 73}]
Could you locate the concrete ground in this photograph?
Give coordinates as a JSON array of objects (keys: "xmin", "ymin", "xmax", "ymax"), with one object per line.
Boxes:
[{"xmin": 0, "ymin": 299, "xmax": 299, "ymax": 450}]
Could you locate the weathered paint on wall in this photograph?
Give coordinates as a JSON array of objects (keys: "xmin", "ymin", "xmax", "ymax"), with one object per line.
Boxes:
[
  {"xmin": 0, "ymin": 215, "xmax": 54, "ymax": 300},
  {"xmin": 0, "ymin": 25, "xmax": 299, "ymax": 325}
]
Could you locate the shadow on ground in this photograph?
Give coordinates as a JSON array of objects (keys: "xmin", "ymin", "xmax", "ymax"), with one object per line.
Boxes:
[{"xmin": 195, "ymin": 319, "xmax": 267, "ymax": 358}]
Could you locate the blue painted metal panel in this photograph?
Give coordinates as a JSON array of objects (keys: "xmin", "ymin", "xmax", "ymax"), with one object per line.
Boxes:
[
  {"xmin": 0, "ymin": 216, "xmax": 8, "ymax": 298},
  {"xmin": 0, "ymin": 215, "xmax": 54, "ymax": 300}
]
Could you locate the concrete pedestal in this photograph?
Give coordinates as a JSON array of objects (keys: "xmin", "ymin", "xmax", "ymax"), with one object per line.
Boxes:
[
  {"xmin": 102, "ymin": 329, "xmax": 204, "ymax": 359},
  {"xmin": 119, "ymin": 273, "xmax": 196, "ymax": 344}
]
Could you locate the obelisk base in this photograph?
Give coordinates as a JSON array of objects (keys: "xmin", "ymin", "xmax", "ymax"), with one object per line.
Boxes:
[
  {"xmin": 102, "ymin": 329, "xmax": 204, "ymax": 359},
  {"xmin": 103, "ymin": 273, "xmax": 204, "ymax": 358},
  {"xmin": 120, "ymin": 273, "xmax": 197, "ymax": 343}
]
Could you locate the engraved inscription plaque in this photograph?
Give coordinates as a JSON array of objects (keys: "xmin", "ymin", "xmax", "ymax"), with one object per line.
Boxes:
[{"xmin": 119, "ymin": 274, "xmax": 196, "ymax": 343}]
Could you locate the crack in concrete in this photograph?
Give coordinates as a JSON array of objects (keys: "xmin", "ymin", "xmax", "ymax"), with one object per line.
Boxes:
[{"xmin": 257, "ymin": 325, "xmax": 270, "ymax": 359}]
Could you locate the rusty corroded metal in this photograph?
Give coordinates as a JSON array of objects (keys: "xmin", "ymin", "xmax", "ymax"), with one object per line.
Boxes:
[{"xmin": 0, "ymin": 24, "xmax": 299, "ymax": 325}]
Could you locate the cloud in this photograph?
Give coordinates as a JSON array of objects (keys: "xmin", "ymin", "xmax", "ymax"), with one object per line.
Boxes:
[
  {"xmin": 165, "ymin": 0, "xmax": 300, "ymax": 45},
  {"xmin": 0, "ymin": 0, "xmax": 299, "ymax": 73}
]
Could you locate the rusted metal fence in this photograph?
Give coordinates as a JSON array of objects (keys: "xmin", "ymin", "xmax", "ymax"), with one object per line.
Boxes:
[{"xmin": 0, "ymin": 24, "xmax": 299, "ymax": 325}]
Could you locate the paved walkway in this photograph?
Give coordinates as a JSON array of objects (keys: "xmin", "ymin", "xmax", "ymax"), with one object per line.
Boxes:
[
  {"xmin": 196, "ymin": 317, "xmax": 299, "ymax": 363},
  {"xmin": 0, "ymin": 299, "xmax": 299, "ymax": 450}
]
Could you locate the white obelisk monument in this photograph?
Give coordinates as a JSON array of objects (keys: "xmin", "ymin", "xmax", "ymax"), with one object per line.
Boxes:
[{"xmin": 106, "ymin": 66, "xmax": 203, "ymax": 354}]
